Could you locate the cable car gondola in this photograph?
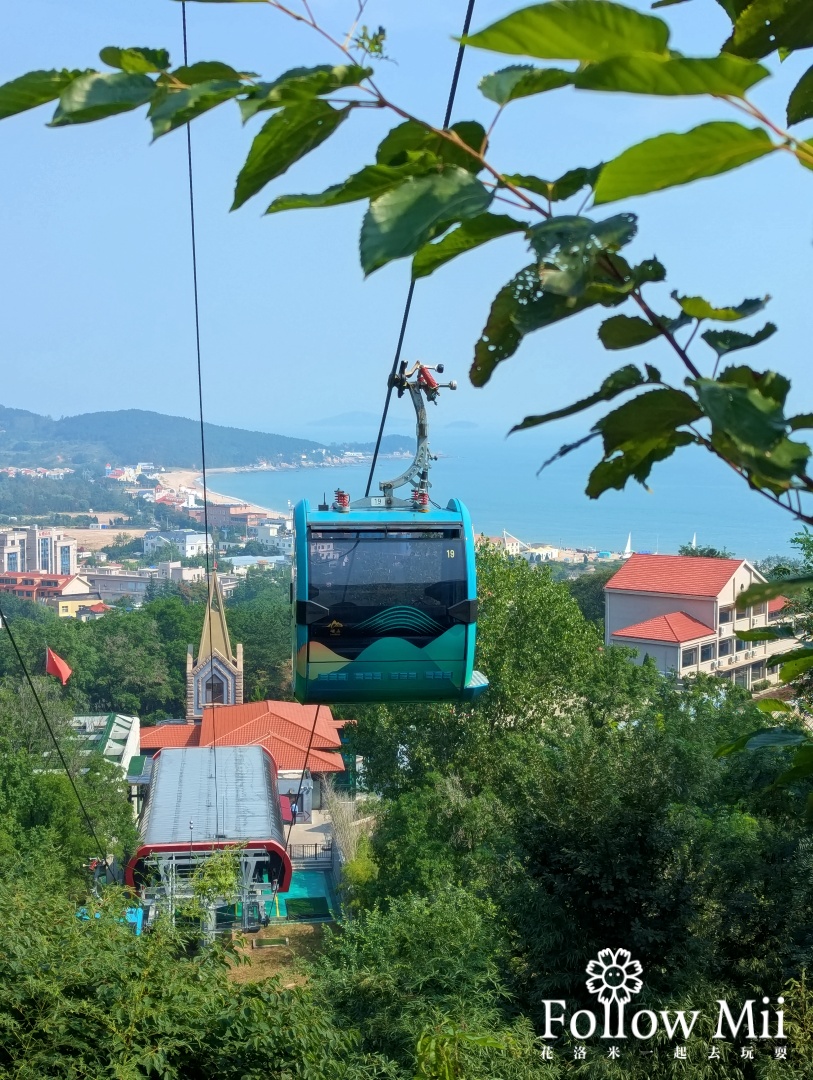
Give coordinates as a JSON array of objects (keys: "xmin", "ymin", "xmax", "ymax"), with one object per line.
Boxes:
[{"xmin": 292, "ymin": 362, "xmax": 488, "ymax": 705}]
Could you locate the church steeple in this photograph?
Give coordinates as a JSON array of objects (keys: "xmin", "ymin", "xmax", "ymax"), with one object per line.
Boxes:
[{"xmin": 186, "ymin": 570, "xmax": 243, "ymax": 721}]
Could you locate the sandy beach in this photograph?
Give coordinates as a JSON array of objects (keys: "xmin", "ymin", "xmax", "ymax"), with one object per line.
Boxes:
[{"xmin": 159, "ymin": 467, "xmax": 286, "ymax": 518}]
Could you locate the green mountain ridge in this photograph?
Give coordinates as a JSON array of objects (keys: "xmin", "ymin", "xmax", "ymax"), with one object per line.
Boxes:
[{"xmin": 0, "ymin": 405, "xmax": 411, "ymax": 470}]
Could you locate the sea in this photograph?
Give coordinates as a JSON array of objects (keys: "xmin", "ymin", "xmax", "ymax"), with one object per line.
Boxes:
[{"xmin": 207, "ymin": 427, "xmax": 798, "ymax": 560}]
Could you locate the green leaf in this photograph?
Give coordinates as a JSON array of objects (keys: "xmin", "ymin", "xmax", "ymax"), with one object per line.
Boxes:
[
  {"xmin": 0, "ymin": 69, "xmax": 88, "ymax": 121},
  {"xmin": 575, "ymin": 54, "xmax": 768, "ymax": 97},
  {"xmin": 693, "ymin": 378, "xmax": 786, "ymax": 451},
  {"xmin": 149, "ymin": 80, "xmax": 244, "ymax": 139},
  {"xmin": 724, "ymin": 0, "xmax": 813, "ymax": 60},
  {"xmin": 412, "ymin": 214, "xmax": 528, "ymax": 279},
  {"xmin": 503, "ymin": 164, "xmax": 603, "ymax": 202},
  {"xmin": 463, "ymin": 0, "xmax": 670, "ymax": 62},
  {"xmin": 717, "ymin": 364, "xmax": 789, "ymax": 404},
  {"xmin": 528, "ymin": 212, "xmax": 638, "ymax": 297},
  {"xmin": 701, "ymin": 322, "xmax": 776, "ymax": 358},
  {"xmin": 510, "ymin": 364, "xmax": 647, "ymax": 432},
  {"xmin": 49, "ymin": 72, "xmax": 156, "ymax": 125},
  {"xmin": 594, "ymin": 122, "xmax": 774, "ymax": 204},
  {"xmin": 652, "ymin": 0, "xmax": 692, "ymax": 7},
  {"xmin": 788, "ymin": 413, "xmax": 813, "ymax": 431},
  {"xmin": 788, "ymin": 64, "xmax": 813, "ymax": 125},
  {"xmin": 675, "ymin": 293, "xmax": 769, "ymax": 321},
  {"xmin": 478, "ymin": 65, "xmax": 572, "ymax": 104},
  {"xmin": 596, "ymin": 388, "xmax": 702, "ymax": 454},
  {"xmin": 239, "ymin": 65, "xmax": 371, "ymax": 121},
  {"xmin": 232, "ymin": 101, "xmax": 352, "ymax": 210},
  {"xmin": 99, "ymin": 47, "xmax": 170, "ymax": 74},
  {"xmin": 715, "ymin": 726, "xmax": 808, "ymax": 756},
  {"xmin": 170, "ymin": 61, "xmax": 245, "ymax": 84},
  {"xmin": 599, "ymin": 315, "xmax": 661, "ymax": 349},
  {"xmin": 740, "ymin": 575, "xmax": 813, "ymax": 605},
  {"xmin": 587, "ymin": 430, "xmax": 696, "ymax": 495},
  {"xmin": 360, "ymin": 168, "xmax": 493, "ymax": 275},
  {"xmin": 735, "ymin": 627, "xmax": 784, "ymax": 641},
  {"xmin": 754, "ymin": 697, "xmax": 794, "ymax": 713},
  {"xmin": 781, "ymin": 651, "xmax": 813, "ymax": 681},
  {"xmin": 267, "ymin": 157, "xmax": 439, "ymax": 214},
  {"xmin": 376, "ymin": 120, "xmax": 486, "ymax": 174},
  {"xmin": 471, "ymin": 266, "xmax": 625, "ymax": 385}
]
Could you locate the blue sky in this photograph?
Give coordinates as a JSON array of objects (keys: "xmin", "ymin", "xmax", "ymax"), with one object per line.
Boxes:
[{"xmin": 2, "ymin": 0, "xmax": 812, "ymax": 450}]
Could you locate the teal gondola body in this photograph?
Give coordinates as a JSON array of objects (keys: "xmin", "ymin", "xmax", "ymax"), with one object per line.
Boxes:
[{"xmin": 292, "ymin": 498, "xmax": 488, "ymax": 704}]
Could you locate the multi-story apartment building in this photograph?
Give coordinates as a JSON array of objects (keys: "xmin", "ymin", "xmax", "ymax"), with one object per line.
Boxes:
[
  {"xmin": 0, "ymin": 527, "xmax": 77, "ymax": 575},
  {"xmin": 0, "ymin": 571, "xmax": 93, "ymax": 606},
  {"xmin": 605, "ymin": 554, "xmax": 793, "ymax": 690},
  {"xmin": 142, "ymin": 529, "xmax": 213, "ymax": 559}
]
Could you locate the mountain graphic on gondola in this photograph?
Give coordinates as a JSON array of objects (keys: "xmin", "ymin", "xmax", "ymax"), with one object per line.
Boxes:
[
  {"xmin": 298, "ymin": 625, "xmax": 466, "ymax": 686},
  {"xmin": 354, "ymin": 606, "xmax": 444, "ymax": 635}
]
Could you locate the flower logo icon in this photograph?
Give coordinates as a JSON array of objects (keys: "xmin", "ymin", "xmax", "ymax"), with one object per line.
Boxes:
[{"xmin": 586, "ymin": 949, "xmax": 643, "ymax": 1004}]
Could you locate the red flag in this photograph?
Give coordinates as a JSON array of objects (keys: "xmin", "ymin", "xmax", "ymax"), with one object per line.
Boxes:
[{"xmin": 45, "ymin": 647, "xmax": 72, "ymax": 686}]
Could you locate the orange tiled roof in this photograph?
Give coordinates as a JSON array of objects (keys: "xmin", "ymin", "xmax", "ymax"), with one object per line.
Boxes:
[
  {"xmin": 612, "ymin": 611, "xmax": 716, "ymax": 644},
  {"xmin": 605, "ymin": 554, "xmax": 744, "ymax": 597},
  {"xmin": 141, "ymin": 701, "xmax": 345, "ymax": 772},
  {"xmin": 768, "ymin": 595, "xmax": 789, "ymax": 614}
]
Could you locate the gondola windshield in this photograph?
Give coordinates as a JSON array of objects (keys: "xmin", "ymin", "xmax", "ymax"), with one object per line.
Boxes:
[{"xmin": 308, "ymin": 529, "xmax": 466, "ymax": 658}]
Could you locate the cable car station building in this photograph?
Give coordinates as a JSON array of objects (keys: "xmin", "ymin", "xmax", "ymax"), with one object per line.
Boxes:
[{"xmin": 126, "ymin": 745, "xmax": 292, "ymax": 931}]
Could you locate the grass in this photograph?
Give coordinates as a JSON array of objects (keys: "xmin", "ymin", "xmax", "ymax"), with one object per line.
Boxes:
[{"xmin": 229, "ymin": 922, "xmax": 329, "ymax": 985}]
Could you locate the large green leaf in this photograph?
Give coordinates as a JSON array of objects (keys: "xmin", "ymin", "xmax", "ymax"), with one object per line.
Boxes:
[
  {"xmin": 724, "ymin": 0, "xmax": 813, "ymax": 59},
  {"xmin": 781, "ymin": 652, "xmax": 813, "ymax": 681},
  {"xmin": 479, "ymin": 65, "xmax": 572, "ymax": 104},
  {"xmin": 463, "ymin": 0, "xmax": 670, "ymax": 62},
  {"xmin": 376, "ymin": 120, "xmax": 487, "ymax": 174},
  {"xmin": 788, "ymin": 64, "xmax": 813, "ymax": 126},
  {"xmin": 598, "ymin": 315, "xmax": 662, "ymax": 349},
  {"xmin": 0, "ymin": 69, "xmax": 88, "ymax": 121},
  {"xmin": 715, "ymin": 726, "xmax": 809, "ymax": 757},
  {"xmin": 239, "ymin": 65, "xmax": 371, "ymax": 122},
  {"xmin": 526, "ymin": 213, "xmax": 637, "ymax": 296},
  {"xmin": 510, "ymin": 364, "xmax": 648, "ymax": 432},
  {"xmin": 471, "ymin": 266, "xmax": 625, "ymax": 385},
  {"xmin": 267, "ymin": 156, "xmax": 439, "ymax": 214},
  {"xmin": 149, "ymin": 80, "xmax": 244, "ymax": 139},
  {"xmin": 701, "ymin": 322, "xmax": 776, "ymax": 358},
  {"xmin": 587, "ymin": 430, "xmax": 696, "ymax": 495},
  {"xmin": 170, "ymin": 61, "xmax": 246, "ymax": 85},
  {"xmin": 49, "ymin": 72, "xmax": 156, "ymax": 125},
  {"xmin": 735, "ymin": 627, "xmax": 784, "ymax": 641},
  {"xmin": 740, "ymin": 575, "xmax": 813, "ymax": 605},
  {"xmin": 99, "ymin": 47, "xmax": 170, "ymax": 74},
  {"xmin": 360, "ymin": 168, "xmax": 492, "ymax": 275},
  {"xmin": 754, "ymin": 698, "xmax": 794, "ymax": 713},
  {"xmin": 503, "ymin": 164, "xmax": 603, "ymax": 202},
  {"xmin": 596, "ymin": 388, "xmax": 702, "ymax": 454},
  {"xmin": 232, "ymin": 101, "xmax": 352, "ymax": 210},
  {"xmin": 674, "ymin": 293, "xmax": 769, "ymax": 321},
  {"xmin": 412, "ymin": 214, "xmax": 528, "ymax": 279},
  {"xmin": 575, "ymin": 54, "xmax": 768, "ymax": 97},
  {"xmin": 693, "ymin": 378, "xmax": 786, "ymax": 451},
  {"xmin": 593, "ymin": 122, "xmax": 774, "ymax": 204}
]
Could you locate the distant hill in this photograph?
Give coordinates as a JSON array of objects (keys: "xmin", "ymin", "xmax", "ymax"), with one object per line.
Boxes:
[{"xmin": 0, "ymin": 406, "xmax": 411, "ymax": 470}]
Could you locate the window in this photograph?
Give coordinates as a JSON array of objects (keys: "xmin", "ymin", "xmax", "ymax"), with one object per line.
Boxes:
[
  {"xmin": 682, "ymin": 647, "xmax": 698, "ymax": 668},
  {"xmin": 39, "ymin": 537, "xmax": 50, "ymax": 572},
  {"xmin": 751, "ymin": 661, "xmax": 765, "ymax": 680},
  {"xmin": 6, "ymin": 553, "xmax": 17, "ymax": 572},
  {"xmin": 736, "ymin": 638, "xmax": 747, "ymax": 653},
  {"xmin": 734, "ymin": 668, "xmax": 749, "ymax": 688},
  {"xmin": 719, "ymin": 608, "xmax": 733, "ymax": 624},
  {"xmin": 205, "ymin": 676, "xmax": 225, "ymax": 704},
  {"xmin": 719, "ymin": 639, "xmax": 734, "ymax": 657},
  {"xmin": 60, "ymin": 545, "xmax": 71, "ymax": 574},
  {"xmin": 736, "ymin": 604, "xmax": 749, "ymax": 619},
  {"xmin": 752, "ymin": 602, "xmax": 766, "ymax": 617},
  {"xmin": 306, "ymin": 528, "xmax": 466, "ymax": 657},
  {"xmin": 700, "ymin": 642, "xmax": 715, "ymax": 663}
]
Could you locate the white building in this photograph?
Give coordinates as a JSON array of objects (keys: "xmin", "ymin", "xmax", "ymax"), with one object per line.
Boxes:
[
  {"xmin": 0, "ymin": 526, "xmax": 77, "ymax": 575},
  {"xmin": 143, "ymin": 529, "xmax": 213, "ymax": 558},
  {"xmin": 71, "ymin": 713, "xmax": 141, "ymax": 774},
  {"xmin": 605, "ymin": 554, "xmax": 794, "ymax": 689}
]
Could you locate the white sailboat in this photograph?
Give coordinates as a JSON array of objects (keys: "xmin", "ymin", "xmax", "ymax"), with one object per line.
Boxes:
[
  {"xmin": 622, "ymin": 533, "xmax": 632, "ymax": 559},
  {"xmin": 691, "ymin": 532, "xmax": 697, "ymax": 550}
]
